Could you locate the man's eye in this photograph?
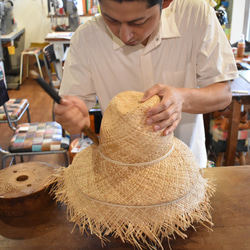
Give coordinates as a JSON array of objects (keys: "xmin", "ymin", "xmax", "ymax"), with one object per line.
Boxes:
[
  {"xmin": 130, "ymin": 20, "xmax": 147, "ymax": 26},
  {"xmin": 106, "ymin": 18, "xmax": 119, "ymax": 23},
  {"xmin": 132, "ymin": 22, "xmax": 144, "ymax": 26}
]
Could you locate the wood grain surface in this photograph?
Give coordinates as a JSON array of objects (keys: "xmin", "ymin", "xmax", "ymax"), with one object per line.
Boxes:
[{"xmin": 0, "ymin": 166, "xmax": 250, "ymax": 249}]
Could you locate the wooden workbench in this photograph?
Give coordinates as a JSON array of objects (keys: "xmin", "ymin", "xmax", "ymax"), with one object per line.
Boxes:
[{"xmin": 0, "ymin": 166, "xmax": 250, "ymax": 249}]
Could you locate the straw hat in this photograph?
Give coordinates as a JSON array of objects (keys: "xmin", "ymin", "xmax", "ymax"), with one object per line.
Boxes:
[{"xmin": 49, "ymin": 91, "xmax": 214, "ymax": 249}]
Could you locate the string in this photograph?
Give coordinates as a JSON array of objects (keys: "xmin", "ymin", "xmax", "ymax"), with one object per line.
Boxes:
[
  {"xmin": 71, "ymin": 172, "xmax": 198, "ymax": 208},
  {"xmin": 97, "ymin": 143, "xmax": 175, "ymax": 167},
  {"xmin": 70, "ymin": 139, "xmax": 199, "ymax": 208}
]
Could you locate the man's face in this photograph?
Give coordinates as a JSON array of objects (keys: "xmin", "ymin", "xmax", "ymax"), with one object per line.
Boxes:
[{"xmin": 99, "ymin": 0, "xmax": 161, "ymax": 46}]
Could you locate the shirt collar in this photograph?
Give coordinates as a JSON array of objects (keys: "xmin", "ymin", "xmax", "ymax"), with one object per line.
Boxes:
[
  {"xmin": 110, "ymin": 6, "xmax": 181, "ymax": 51},
  {"xmin": 160, "ymin": 7, "xmax": 180, "ymax": 39},
  {"xmin": 101, "ymin": 20, "xmax": 123, "ymax": 50}
]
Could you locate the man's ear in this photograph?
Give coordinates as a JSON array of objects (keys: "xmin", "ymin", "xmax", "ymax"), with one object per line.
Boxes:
[{"xmin": 162, "ymin": 0, "xmax": 173, "ymax": 9}]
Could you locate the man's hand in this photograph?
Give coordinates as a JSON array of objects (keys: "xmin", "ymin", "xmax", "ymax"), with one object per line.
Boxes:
[
  {"xmin": 141, "ymin": 84, "xmax": 183, "ymax": 136},
  {"xmin": 54, "ymin": 95, "xmax": 90, "ymax": 135},
  {"xmin": 141, "ymin": 81, "xmax": 232, "ymax": 136}
]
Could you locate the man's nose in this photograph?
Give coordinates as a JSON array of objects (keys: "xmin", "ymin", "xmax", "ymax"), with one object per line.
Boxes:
[{"xmin": 119, "ymin": 24, "xmax": 133, "ymax": 43}]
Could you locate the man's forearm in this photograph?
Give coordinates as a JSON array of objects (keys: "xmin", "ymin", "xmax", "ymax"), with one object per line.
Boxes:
[{"xmin": 181, "ymin": 81, "xmax": 232, "ymax": 114}]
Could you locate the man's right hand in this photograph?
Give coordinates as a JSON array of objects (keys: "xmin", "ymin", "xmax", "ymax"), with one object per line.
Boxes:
[{"xmin": 54, "ymin": 95, "xmax": 90, "ymax": 135}]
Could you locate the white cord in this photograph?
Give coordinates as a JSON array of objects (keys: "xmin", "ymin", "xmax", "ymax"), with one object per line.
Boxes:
[{"xmin": 98, "ymin": 143, "xmax": 174, "ymax": 167}]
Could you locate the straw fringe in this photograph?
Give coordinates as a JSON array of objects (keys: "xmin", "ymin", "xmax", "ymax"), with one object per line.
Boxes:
[{"xmin": 46, "ymin": 168, "xmax": 215, "ymax": 250}]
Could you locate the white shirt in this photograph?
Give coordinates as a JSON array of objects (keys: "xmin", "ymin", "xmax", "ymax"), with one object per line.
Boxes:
[
  {"xmin": 60, "ymin": 0, "xmax": 238, "ymax": 168},
  {"xmin": 205, "ymin": 0, "xmax": 217, "ymax": 7}
]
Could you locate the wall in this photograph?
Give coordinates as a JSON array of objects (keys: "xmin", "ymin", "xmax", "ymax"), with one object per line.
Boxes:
[
  {"xmin": 12, "ymin": 0, "xmax": 51, "ymax": 48},
  {"xmin": 11, "ymin": 0, "xmax": 92, "ymax": 49},
  {"xmin": 230, "ymin": 0, "xmax": 246, "ymax": 43}
]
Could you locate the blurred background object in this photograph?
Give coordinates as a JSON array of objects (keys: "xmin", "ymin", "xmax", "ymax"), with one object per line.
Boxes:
[
  {"xmin": 0, "ymin": 0, "xmax": 15, "ymax": 35},
  {"xmin": 48, "ymin": 0, "xmax": 80, "ymax": 31}
]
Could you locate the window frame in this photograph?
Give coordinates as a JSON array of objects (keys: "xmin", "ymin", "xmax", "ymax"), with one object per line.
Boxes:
[{"xmin": 243, "ymin": 0, "xmax": 250, "ymax": 40}]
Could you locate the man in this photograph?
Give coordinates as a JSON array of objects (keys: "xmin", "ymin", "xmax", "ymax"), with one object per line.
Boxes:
[{"xmin": 55, "ymin": 0, "xmax": 238, "ymax": 168}]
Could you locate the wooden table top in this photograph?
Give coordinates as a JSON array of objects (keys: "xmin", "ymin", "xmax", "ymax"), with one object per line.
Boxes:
[{"xmin": 1, "ymin": 166, "xmax": 250, "ymax": 249}]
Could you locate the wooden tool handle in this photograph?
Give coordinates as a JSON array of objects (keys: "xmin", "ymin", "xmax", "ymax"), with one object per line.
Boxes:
[
  {"xmin": 82, "ymin": 125, "xmax": 99, "ymax": 145},
  {"xmin": 30, "ymin": 70, "xmax": 61, "ymax": 104}
]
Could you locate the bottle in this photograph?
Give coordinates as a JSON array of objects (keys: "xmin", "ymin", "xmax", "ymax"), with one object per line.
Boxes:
[
  {"xmin": 237, "ymin": 34, "xmax": 245, "ymax": 58},
  {"xmin": 92, "ymin": 0, "xmax": 98, "ymax": 14}
]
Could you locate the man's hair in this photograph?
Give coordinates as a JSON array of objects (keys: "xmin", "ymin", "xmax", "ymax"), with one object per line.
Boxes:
[{"xmin": 98, "ymin": 0, "xmax": 163, "ymax": 8}]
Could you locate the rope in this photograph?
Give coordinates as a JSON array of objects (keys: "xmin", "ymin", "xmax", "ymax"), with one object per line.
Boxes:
[
  {"xmin": 71, "ymin": 173, "xmax": 198, "ymax": 208},
  {"xmin": 70, "ymin": 140, "xmax": 199, "ymax": 208},
  {"xmin": 97, "ymin": 143, "xmax": 174, "ymax": 167}
]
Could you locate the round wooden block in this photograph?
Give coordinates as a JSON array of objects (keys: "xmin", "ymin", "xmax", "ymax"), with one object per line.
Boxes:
[{"xmin": 0, "ymin": 162, "xmax": 58, "ymax": 217}]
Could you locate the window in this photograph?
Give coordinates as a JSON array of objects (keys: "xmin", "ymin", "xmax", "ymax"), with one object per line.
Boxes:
[{"xmin": 243, "ymin": 0, "xmax": 250, "ymax": 40}]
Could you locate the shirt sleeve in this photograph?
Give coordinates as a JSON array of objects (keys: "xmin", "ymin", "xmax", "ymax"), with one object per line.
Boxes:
[
  {"xmin": 195, "ymin": 3, "xmax": 238, "ymax": 87},
  {"xmin": 59, "ymin": 27, "xmax": 97, "ymax": 110}
]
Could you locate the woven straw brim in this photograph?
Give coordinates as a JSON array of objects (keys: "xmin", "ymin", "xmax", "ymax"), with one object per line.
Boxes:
[{"xmin": 48, "ymin": 137, "xmax": 214, "ymax": 250}]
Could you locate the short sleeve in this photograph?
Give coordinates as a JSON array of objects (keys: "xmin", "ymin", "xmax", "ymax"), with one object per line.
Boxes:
[
  {"xmin": 196, "ymin": 5, "xmax": 238, "ymax": 87},
  {"xmin": 59, "ymin": 27, "xmax": 97, "ymax": 110}
]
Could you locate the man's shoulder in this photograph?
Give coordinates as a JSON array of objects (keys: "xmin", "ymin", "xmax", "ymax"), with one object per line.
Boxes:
[
  {"xmin": 169, "ymin": 0, "xmax": 211, "ymax": 24},
  {"xmin": 171, "ymin": 0, "xmax": 209, "ymax": 11},
  {"xmin": 74, "ymin": 15, "xmax": 106, "ymax": 39}
]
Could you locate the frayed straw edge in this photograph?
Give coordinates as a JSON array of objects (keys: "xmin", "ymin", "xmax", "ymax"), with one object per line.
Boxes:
[{"xmin": 44, "ymin": 169, "xmax": 215, "ymax": 250}]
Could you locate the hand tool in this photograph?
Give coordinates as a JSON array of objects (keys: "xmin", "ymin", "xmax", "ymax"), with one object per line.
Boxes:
[{"xmin": 30, "ymin": 70, "xmax": 99, "ymax": 145}]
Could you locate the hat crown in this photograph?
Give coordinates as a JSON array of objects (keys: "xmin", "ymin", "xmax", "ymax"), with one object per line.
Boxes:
[{"xmin": 99, "ymin": 91, "xmax": 173, "ymax": 164}]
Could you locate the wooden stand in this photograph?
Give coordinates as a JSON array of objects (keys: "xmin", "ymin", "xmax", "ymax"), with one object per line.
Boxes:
[{"xmin": 0, "ymin": 162, "xmax": 58, "ymax": 217}]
